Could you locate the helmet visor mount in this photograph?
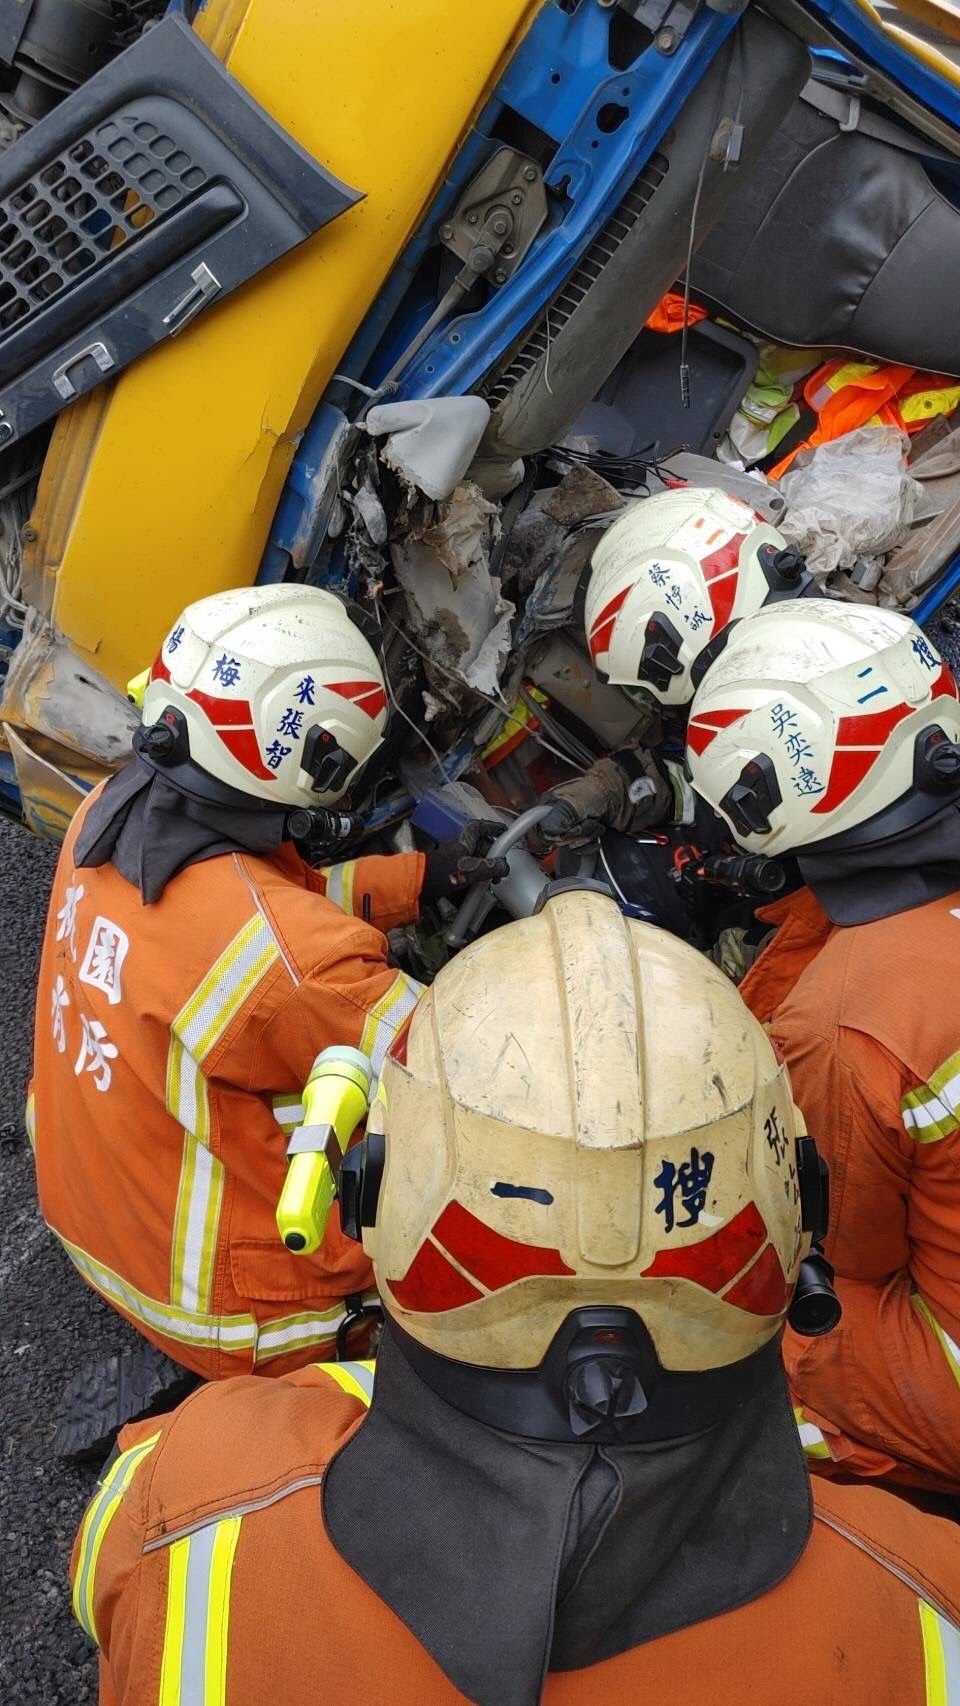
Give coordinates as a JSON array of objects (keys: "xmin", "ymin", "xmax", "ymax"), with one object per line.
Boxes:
[{"xmin": 389, "ymin": 1308, "xmax": 784, "ymax": 1445}]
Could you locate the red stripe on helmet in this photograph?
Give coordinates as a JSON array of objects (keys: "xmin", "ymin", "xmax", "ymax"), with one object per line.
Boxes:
[
  {"xmin": 352, "ymin": 686, "xmax": 388, "ymax": 719},
  {"xmin": 387, "ymin": 1014, "xmax": 413, "ymax": 1067},
  {"xmin": 810, "ymin": 746, "xmax": 881, "ymax": 815},
  {"xmin": 327, "ymin": 680, "xmax": 387, "ymax": 720},
  {"xmin": 388, "ymin": 1237, "xmax": 483, "ymax": 1313},
  {"xmin": 933, "ymin": 662, "xmax": 958, "ymax": 700},
  {"xmin": 721, "ymin": 1242, "xmax": 787, "ymax": 1316},
  {"xmin": 687, "ymin": 707, "xmax": 750, "ymax": 757},
  {"xmin": 434, "ymin": 1199, "xmax": 575, "ymax": 1291},
  {"xmin": 641, "ymin": 1200, "xmax": 767, "ymax": 1292},
  {"xmin": 178, "ymin": 688, "xmax": 277, "ymax": 781},
  {"xmin": 151, "ymin": 654, "xmax": 171, "ymax": 684},
  {"xmin": 186, "ymin": 687, "xmax": 259, "ymax": 728},
  {"xmin": 588, "ymin": 585, "xmax": 632, "ymax": 660},
  {"xmin": 700, "ymin": 533, "xmax": 745, "ymax": 630},
  {"xmin": 216, "ymin": 727, "xmax": 276, "ymax": 781}
]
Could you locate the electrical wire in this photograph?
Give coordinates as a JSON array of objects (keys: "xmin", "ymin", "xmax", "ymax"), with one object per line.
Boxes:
[
  {"xmin": 517, "ymin": 683, "xmax": 594, "ymax": 770},
  {"xmin": 372, "ymin": 604, "xmax": 448, "ymax": 773},
  {"xmin": 378, "ymin": 602, "xmax": 589, "ymax": 774},
  {"xmin": 679, "ymin": 26, "xmax": 742, "ymax": 408}
]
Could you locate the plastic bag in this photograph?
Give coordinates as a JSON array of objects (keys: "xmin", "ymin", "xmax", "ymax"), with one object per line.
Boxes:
[{"xmin": 778, "ymin": 426, "xmax": 923, "ymax": 582}]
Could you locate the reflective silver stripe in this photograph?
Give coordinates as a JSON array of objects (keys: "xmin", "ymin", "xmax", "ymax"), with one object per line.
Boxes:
[
  {"xmin": 144, "ymin": 1477, "xmax": 326, "ymax": 1555},
  {"xmin": 271, "ymin": 1095, "xmax": 305, "ymax": 1137},
  {"xmin": 359, "ymin": 971, "xmax": 424, "ymax": 1080},
  {"xmin": 341, "ymin": 1360, "xmax": 375, "ymax": 1401},
  {"xmin": 159, "ymin": 1516, "xmax": 241, "ymax": 1706},
  {"xmin": 167, "ymin": 914, "xmax": 279, "ymax": 1312},
  {"xmin": 253, "ymin": 1306, "xmax": 351, "ymax": 1363},
  {"xmin": 180, "ymin": 1521, "xmax": 218, "ymax": 1703},
  {"xmin": 73, "ymin": 1431, "xmax": 161, "ymax": 1641},
  {"xmin": 58, "ymin": 1232, "xmax": 257, "ymax": 1353},
  {"xmin": 320, "ymin": 860, "xmax": 358, "ymax": 916}
]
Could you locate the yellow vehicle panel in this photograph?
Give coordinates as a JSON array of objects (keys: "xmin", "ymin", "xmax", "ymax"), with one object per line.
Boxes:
[{"xmin": 22, "ymin": 0, "xmax": 544, "ymax": 689}]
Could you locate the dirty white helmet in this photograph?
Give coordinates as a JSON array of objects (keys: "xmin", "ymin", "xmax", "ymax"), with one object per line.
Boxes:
[
  {"xmin": 584, "ymin": 487, "xmax": 811, "ymax": 707},
  {"xmin": 687, "ymin": 601, "xmax": 960, "ymax": 855},
  {"xmin": 341, "ymin": 890, "xmax": 825, "ymax": 1442},
  {"xmin": 141, "ymin": 585, "xmax": 387, "ymax": 808}
]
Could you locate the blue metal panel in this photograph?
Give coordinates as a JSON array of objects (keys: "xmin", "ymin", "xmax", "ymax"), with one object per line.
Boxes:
[
  {"xmin": 388, "ymin": 0, "xmax": 741, "ymax": 401},
  {"xmin": 802, "ymin": 0, "xmax": 960, "ymax": 124},
  {"xmin": 915, "ymin": 552, "xmax": 960, "ymax": 625},
  {"xmin": 260, "ymin": 0, "xmax": 741, "ymax": 578}
]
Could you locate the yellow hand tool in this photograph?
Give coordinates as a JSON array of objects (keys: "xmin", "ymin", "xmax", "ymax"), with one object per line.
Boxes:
[{"xmin": 276, "ymin": 1046, "xmax": 374, "ymax": 1256}]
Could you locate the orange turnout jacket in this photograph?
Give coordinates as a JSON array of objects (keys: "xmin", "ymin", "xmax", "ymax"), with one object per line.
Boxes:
[
  {"xmin": 30, "ymin": 792, "xmax": 424, "ymax": 1380},
  {"xmin": 73, "ymin": 1362, "xmax": 960, "ymax": 1706},
  {"xmin": 740, "ymin": 886, "xmax": 960, "ymax": 1491}
]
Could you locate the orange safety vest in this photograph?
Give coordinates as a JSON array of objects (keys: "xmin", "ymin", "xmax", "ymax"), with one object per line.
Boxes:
[
  {"xmin": 769, "ymin": 357, "xmax": 960, "ymax": 477},
  {"xmin": 31, "ymin": 791, "xmax": 424, "ymax": 1380},
  {"xmin": 74, "ymin": 1362, "xmax": 960, "ymax": 1706}
]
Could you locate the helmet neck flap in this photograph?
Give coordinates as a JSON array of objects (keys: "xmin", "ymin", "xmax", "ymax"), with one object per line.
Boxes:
[
  {"xmin": 323, "ymin": 1323, "xmax": 811, "ymax": 1706},
  {"xmin": 73, "ymin": 747, "xmax": 289, "ymax": 905},
  {"xmin": 798, "ymin": 790, "xmax": 960, "ymax": 924}
]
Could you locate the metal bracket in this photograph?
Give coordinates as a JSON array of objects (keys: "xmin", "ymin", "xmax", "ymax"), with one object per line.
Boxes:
[
  {"xmin": 607, "ymin": 0, "xmax": 701, "ymax": 54},
  {"xmin": 51, "ymin": 340, "xmax": 115, "ymax": 400},
  {"xmin": 438, "ymin": 147, "xmax": 547, "ymax": 287},
  {"xmin": 162, "ymin": 261, "xmax": 222, "ymax": 336}
]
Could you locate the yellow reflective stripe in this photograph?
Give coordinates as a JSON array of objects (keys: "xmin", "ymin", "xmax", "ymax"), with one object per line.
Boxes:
[
  {"xmin": 359, "ymin": 971, "xmax": 425, "ymax": 1078},
  {"xmin": 321, "ymin": 860, "xmax": 358, "ymax": 917},
  {"xmin": 912, "ymin": 1295, "xmax": 960, "ymax": 1392},
  {"xmin": 160, "ymin": 1518, "xmax": 242, "ymax": 1706},
  {"xmin": 810, "ymin": 359, "xmax": 878, "ymax": 405},
  {"xmin": 920, "ymin": 1598, "xmax": 960, "ymax": 1705},
  {"xmin": 793, "ymin": 1405, "xmax": 831, "ymax": 1461},
  {"xmin": 73, "ymin": 1431, "xmax": 161, "ymax": 1643},
  {"xmin": 901, "ymin": 386, "xmax": 960, "ymax": 424},
  {"xmin": 253, "ymin": 1304, "xmax": 356, "ymax": 1365},
  {"xmin": 166, "ymin": 915, "xmax": 280, "ymax": 1312},
  {"xmin": 170, "ymin": 1134, "xmax": 225, "ymax": 1316},
  {"xmin": 24, "ymin": 1091, "xmax": 36, "ymax": 1152},
  {"xmin": 167, "ymin": 1038, "xmax": 210, "ymax": 1148},
  {"xmin": 159, "ymin": 1535, "xmax": 189, "ymax": 1706},
  {"xmin": 272, "ymin": 1093, "xmax": 305, "ymax": 1137},
  {"xmin": 901, "ymin": 1048, "xmax": 960, "ymax": 1142},
  {"xmin": 174, "ymin": 916, "xmax": 278, "ymax": 1061},
  {"xmin": 57, "ymin": 1232, "xmax": 257, "ymax": 1354},
  {"xmin": 204, "ymin": 1517, "xmax": 241, "ymax": 1706},
  {"xmin": 315, "ymin": 1360, "xmax": 376, "ymax": 1406}
]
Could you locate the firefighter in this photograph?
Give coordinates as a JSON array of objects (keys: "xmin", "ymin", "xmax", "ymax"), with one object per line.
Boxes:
[
  {"xmin": 530, "ymin": 485, "xmax": 816, "ymax": 855},
  {"xmin": 30, "ymin": 584, "xmax": 506, "ymax": 1449},
  {"xmin": 687, "ymin": 598, "xmax": 960, "ymax": 1492},
  {"xmin": 73, "ymin": 892, "xmax": 960, "ymax": 1706}
]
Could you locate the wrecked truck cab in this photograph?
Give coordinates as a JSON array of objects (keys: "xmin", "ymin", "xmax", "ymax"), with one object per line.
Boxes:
[{"xmin": 0, "ymin": 0, "xmax": 960, "ymax": 907}]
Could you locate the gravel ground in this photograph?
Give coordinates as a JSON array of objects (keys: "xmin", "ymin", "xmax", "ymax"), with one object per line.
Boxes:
[{"xmin": 0, "ymin": 818, "xmax": 141, "ymax": 1705}]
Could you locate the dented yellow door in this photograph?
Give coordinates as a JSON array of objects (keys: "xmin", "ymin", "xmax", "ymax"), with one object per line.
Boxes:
[{"xmin": 21, "ymin": 0, "xmax": 545, "ymax": 689}]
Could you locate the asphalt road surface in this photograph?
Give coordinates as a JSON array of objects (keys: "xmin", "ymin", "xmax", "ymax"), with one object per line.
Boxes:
[{"xmin": 0, "ymin": 818, "xmax": 141, "ymax": 1704}]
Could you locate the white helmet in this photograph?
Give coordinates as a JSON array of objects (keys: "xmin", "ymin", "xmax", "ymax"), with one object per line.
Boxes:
[
  {"xmin": 584, "ymin": 487, "xmax": 812, "ymax": 707},
  {"xmin": 142, "ymin": 585, "xmax": 387, "ymax": 808},
  {"xmin": 687, "ymin": 601, "xmax": 960, "ymax": 855}
]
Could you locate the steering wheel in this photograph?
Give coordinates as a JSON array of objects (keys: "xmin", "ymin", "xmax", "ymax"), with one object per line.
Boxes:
[{"xmin": 445, "ymin": 803, "xmax": 555, "ymax": 950}]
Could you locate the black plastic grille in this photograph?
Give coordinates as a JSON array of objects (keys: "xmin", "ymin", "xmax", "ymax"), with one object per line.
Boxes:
[{"xmin": 0, "ymin": 109, "xmax": 208, "ymax": 332}]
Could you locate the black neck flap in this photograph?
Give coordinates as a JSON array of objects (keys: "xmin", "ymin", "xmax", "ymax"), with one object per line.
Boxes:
[
  {"xmin": 74, "ymin": 755, "xmax": 288, "ymax": 904},
  {"xmin": 799, "ymin": 797, "xmax": 960, "ymax": 924},
  {"xmin": 322, "ymin": 1328, "xmax": 811, "ymax": 1706}
]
